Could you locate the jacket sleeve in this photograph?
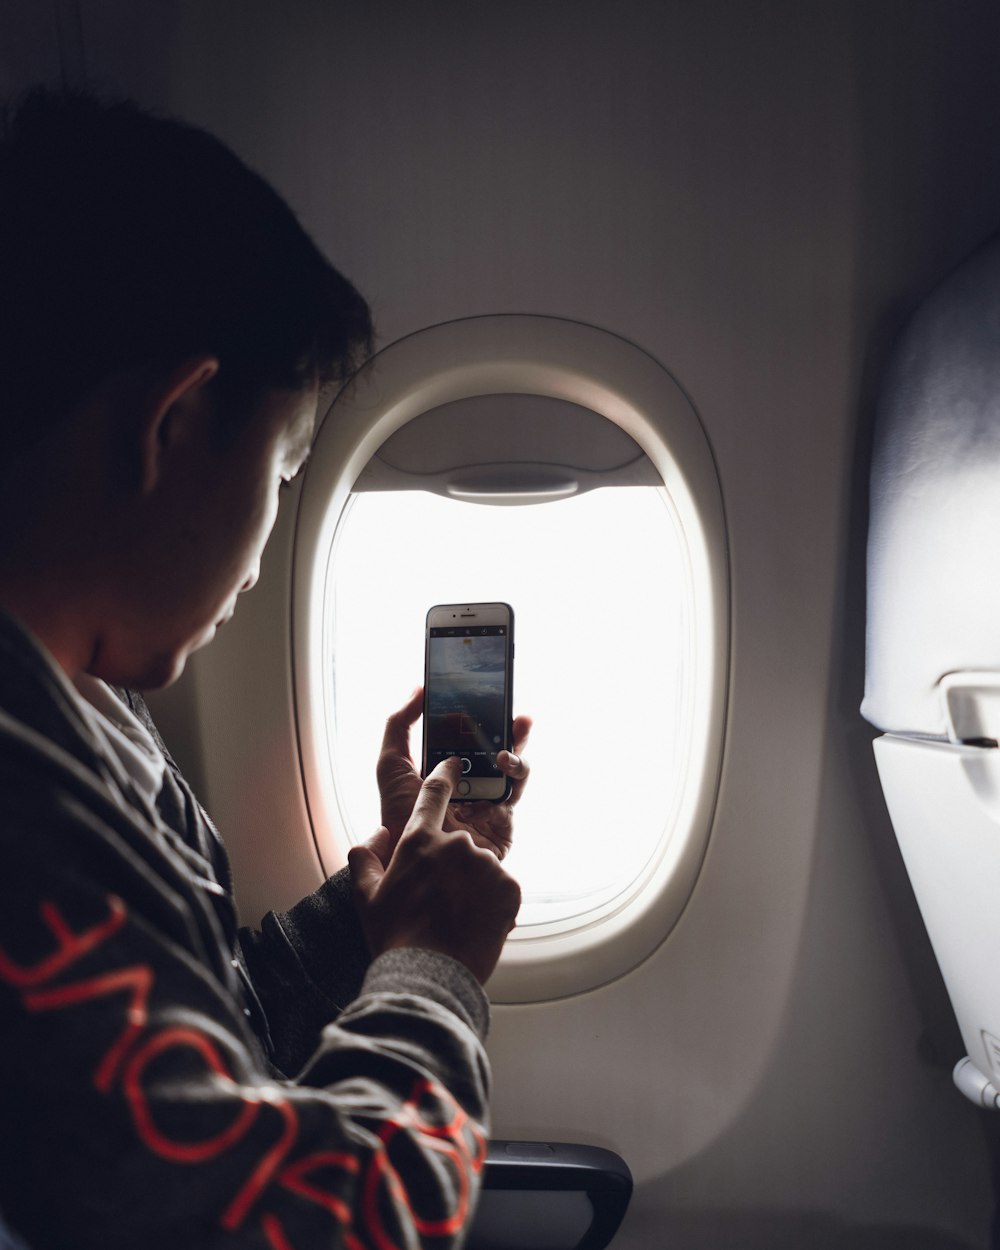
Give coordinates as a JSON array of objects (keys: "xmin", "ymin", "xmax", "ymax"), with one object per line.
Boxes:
[
  {"xmin": 238, "ymin": 868, "xmax": 375, "ymax": 1077},
  {"xmin": 0, "ymin": 725, "xmax": 491, "ymax": 1250}
]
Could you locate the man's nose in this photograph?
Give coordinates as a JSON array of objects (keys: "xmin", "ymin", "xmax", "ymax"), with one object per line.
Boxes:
[{"xmin": 240, "ymin": 563, "xmax": 260, "ymax": 594}]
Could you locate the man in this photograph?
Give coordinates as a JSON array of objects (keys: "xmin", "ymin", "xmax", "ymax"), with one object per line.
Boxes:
[{"xmin": 0, "ymin": 88, "xmax": 530, "ymax": 1248}]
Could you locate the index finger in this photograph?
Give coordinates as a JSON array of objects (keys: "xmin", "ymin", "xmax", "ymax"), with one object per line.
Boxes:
[{"xmin": 402, "ymin": 755, "xmax": 462, "ymax": 836}]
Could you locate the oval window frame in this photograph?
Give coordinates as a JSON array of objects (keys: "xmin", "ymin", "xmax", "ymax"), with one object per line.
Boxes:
[{"xmin": 292, "ymin": 315, "xmax": 729, "ymax": 1002}]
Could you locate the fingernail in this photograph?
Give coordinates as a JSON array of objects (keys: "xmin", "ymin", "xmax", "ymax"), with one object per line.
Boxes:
[{"xmin": 506, "ymin": 753, "xmax": 520, "ymax": 768}]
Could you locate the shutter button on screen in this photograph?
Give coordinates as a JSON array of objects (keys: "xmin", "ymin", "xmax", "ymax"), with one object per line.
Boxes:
[{"xmin": 460, "ymin": 757, "xmax": 472, "ymax": 774}]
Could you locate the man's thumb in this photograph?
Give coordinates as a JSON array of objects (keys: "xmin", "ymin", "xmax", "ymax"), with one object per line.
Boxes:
[{"xmin": 348, "ymin": 842, "xmax": 385, "ymax": 902}]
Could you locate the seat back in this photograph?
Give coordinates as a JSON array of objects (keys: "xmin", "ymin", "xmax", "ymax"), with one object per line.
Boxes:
[{"xmin": 864, "ymin": 233, "xmax": 1000, "ymax": 1104}]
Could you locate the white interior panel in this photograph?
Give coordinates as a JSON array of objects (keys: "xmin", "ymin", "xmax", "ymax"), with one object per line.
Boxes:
[{"xmin": 875, "ymin": 734, "xmax": 1000, "ymax": 1084}]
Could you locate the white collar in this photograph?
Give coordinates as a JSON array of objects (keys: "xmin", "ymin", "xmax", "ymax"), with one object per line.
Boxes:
[{"xmin": 71, "ymin": 673, "xmax": 167, "ymax": 808}]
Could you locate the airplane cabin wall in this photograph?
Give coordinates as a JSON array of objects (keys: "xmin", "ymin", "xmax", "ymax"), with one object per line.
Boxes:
[{"xmin": 5, "ymin": 2, "xmax": 1000, "ymax": 1245}]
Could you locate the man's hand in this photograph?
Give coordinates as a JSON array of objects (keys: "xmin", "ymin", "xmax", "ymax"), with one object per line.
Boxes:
[
  {"xmin": 375, "ymin": 687, "xmax": 532, "ymax": 862},
  {"xmin": 349, "ymin": 758, "xmax": 522, "ymax": 985}
]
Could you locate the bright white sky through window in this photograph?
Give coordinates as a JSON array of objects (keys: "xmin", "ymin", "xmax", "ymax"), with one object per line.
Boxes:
[{"xmin": 327, "ymin": 485, "xmax": 691, "ymax": 927}]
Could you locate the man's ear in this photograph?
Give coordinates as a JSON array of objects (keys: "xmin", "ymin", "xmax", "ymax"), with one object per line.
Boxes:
[{"xmin": 139, "ymin": 355, "xmax": 220, "ymax": 493}]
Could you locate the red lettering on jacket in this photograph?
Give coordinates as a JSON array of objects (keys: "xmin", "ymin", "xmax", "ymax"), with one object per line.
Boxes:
[
  {"xmin": 258, "ymin": 1153, "xmax": 366, "ymax": 1250},
  {"xmin": 123, "ymin": 1026, "xmax": 261, "ymax": 1162},
  {"xmin": 361, "ymin": 1078, "xmax": 487, "ymax": 1250},
  {"xmin": 275, "ymin": 1150, "xmax": 359, "ymax": 1223},
  {"xmin": 25, "ymin": 962, "xmax": 153, "ymax": 1091},
  {"xmin": 260, "ymin": 1211, "xmax": 366, "ymax": 1250},
  {"xmin": 1, "ymin": 895, "xmax": 486, "ymax": 1249},
  {"xmin": 220, "ymin": 1096, "xmax": 299, "ymax": 1230},
  {"xmin": 259, "ymin": 1214, "xmax": 297, "ymax": 1250},
  {"xmin": 0, "ymin": 896, "xmax": 125, "ymax": 988}
]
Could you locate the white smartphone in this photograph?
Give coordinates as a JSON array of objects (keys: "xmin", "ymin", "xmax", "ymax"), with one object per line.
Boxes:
[{"xmin": 422, "ymin": 602, "xmax": 515, "ymax": 802}]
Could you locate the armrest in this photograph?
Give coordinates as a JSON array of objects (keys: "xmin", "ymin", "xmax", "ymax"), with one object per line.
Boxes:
[{"xmin": 467, "ymin": 1140, "xmax": 633, "ymax": 1250}]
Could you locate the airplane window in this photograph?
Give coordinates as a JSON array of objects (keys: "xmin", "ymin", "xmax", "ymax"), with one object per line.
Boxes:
[
  {"xmin": 291, "ymin": 315, "xmax": 727, "ymax": 1001},
  {"xmin": 326, "ymin": 483, "xmax": 691, "ymax": 928}
]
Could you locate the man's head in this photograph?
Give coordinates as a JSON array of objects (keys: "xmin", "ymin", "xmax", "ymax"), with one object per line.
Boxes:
[
  {"xmin": 0, "ymin": 88, "xmax": 373, "ymax": 687},
  {"xmin": 0, "ymin": 87, "xmax": 372, "ymax": 445}
]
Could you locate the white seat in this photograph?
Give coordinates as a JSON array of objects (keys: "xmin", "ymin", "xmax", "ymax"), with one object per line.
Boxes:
[{"xmin": 864, "ymin": 233, "xmax": 1000, "ymax": 1106}]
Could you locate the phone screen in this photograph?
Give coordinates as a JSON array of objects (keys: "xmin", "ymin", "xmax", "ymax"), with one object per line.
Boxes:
[{"xmin": 425, "ymin": 625, "xmax": 511, "ymax": 779}]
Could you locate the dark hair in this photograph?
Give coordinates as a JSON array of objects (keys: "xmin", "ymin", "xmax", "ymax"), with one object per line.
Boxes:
[{"xmin": 0, "ymin": 88, "xmax": 373, "ymax": 450}]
